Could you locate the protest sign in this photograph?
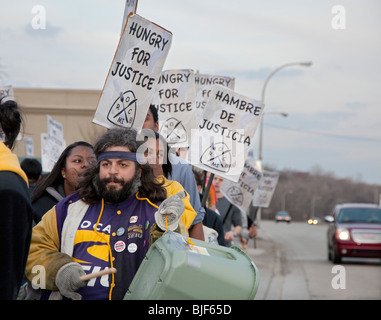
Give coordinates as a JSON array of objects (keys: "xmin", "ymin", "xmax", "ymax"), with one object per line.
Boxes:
[
  {"xmin": 93, "ymin": 14, "xmax": 172, "ymax": 130},
  {"xmin": 40, "ymin": 133, "xmax": 49, "ymax": 172},
  {"xmin": 189, "ymin": 85, "xmax": 264, "ymax": 182},
  {"xmin": 151, "ymin": 69, "xmax": 197, "ymax": 148},
  {"xmin": 42, "ymin": 116, "xmax": 66, "ymax": 172},
  {"xmin": 195, "ymin": 74, "xmax": 235, "ymax": 119},
  {"xmin": 220, "ymin": 152, "xmax": 262, "ymax": 213},
  {"xmin": 252, "ymin": 170, "xmax": 280, "ymax": 208},
  {"xmin": 25, "ymin": 137, "xmax": 34, "ymax": 158}
]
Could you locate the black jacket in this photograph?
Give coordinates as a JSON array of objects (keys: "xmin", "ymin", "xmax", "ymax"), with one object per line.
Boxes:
[
  {"xmin": 0, "ymin": 171, "xmax": 33, "ymax": 299},
  {"xmin": 203, "ymin": 207, "xmax": 227, "ymax": 246},
  {"xmin": 32, "ymin": 184, "xmax": 65, "ymax": 223}
]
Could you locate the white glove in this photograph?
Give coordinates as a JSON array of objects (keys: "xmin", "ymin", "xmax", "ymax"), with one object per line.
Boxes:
[
  {"xmin": 55, "ymin": 262, "xmax": 87, "ymax": 300},
  {"xmin": 155, "ymin": 191, "xmax": 186, "ymax": 231}
]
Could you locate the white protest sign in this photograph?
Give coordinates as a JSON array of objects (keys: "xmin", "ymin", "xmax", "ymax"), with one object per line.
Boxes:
[
  {"xmin": 195, "ymin": 74, "xmax": 235, "ymax": 119},
  {"xmin": 189, "ymin": 85, "xmax": 264, "ymax": 182},
  {"xmin": 220, "ymin": 152, "xmax": 262, "ymax": 213},
  {"xmin": 151, "ymin": 69, "xmax": 197, "ymax": 148},
  {"xmin": 48, "ymin": 115, "xmax": 63, "ymax": 142},
  {"xmin": 40, "ymin": 133, "xmax": 49, "ymax": 172},
  {"xmin": 120, "ymin": 0, "xmax": 138, "ymax": 35},
  {"xmin": 252, "ymin": 170, "xmax": 280, "ymax": 208},
  {"xmin": 93, "ymin": 14, "xmax": 172, "ymax": 130},
  {"xmin": 42, "ymin": 116, "xmax": 66, "ymax": 172},
  {"xmin": 25, "ymin": 137, "xmax": 34, "ymax": 158}
]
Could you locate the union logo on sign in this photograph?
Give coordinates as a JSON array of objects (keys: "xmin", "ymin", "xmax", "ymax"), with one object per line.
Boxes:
[
  {"xmin": 107, "ymin": 90, "xmax": 137, "ymax": 128},
  {"xmin": 227, "ymin": 186, "xmax": 243, "ymax": 205},
  {"xmin": 160, "ymin": 117, "xmax": 187, "ymax": 144},
  {"xmin": 200, "ymin": 142, "xmax": 231, "ymax": 173}
]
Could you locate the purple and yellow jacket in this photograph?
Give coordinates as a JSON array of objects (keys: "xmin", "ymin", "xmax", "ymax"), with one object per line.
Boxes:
[{"xmin": 25, "ymin": 177, "xmax": 196, "ymax": 300}]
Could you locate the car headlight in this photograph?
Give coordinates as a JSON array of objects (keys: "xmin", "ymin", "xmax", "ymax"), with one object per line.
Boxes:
[{"xmin": 336, "ymin": 228, "xmax": 350, "ymax": 241}]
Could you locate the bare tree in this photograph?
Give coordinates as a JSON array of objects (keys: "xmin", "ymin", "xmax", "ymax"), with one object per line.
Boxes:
[{"xmin": 264, "ymin": 167, "xmax": 381, "ymax": 221}]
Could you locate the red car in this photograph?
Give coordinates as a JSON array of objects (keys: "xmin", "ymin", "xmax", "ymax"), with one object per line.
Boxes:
[{"xmin": 325, "ymin": 203, "xmax": 381, "ymax": 263}]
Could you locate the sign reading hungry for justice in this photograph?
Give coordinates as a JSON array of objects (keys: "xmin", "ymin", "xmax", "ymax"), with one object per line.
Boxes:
[
  {"xmin": 93, "ymin": 14, "xmax": 172, "ymax": 130},
  {"xmin": 151, "ymin": 69, "xmax": 197, "ymax": 148},
  {"xmin": 189, "ymin": 85, "xmax": 264, "ymax": 182}
]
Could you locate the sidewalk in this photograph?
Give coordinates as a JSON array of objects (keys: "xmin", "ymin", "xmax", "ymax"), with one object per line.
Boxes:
[{"xmin": 236, "ymin": 228, "xmax": 277, "ymax": 300}]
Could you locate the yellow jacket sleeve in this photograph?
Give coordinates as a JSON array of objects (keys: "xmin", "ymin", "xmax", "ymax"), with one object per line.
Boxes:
[{"xmin": 25, "ymin": 206, "xmax": 73, "ymax": 291}]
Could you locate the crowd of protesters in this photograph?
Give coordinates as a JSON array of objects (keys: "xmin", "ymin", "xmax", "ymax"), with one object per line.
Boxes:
[{"xmin": 0, "ymin": 96, "xmax": 257, "ymax": 300}]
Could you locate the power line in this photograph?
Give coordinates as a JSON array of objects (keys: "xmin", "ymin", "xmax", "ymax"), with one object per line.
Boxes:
[{"xmin": 266, "ymin": 123, "xmax": 381, "ymax": 143}]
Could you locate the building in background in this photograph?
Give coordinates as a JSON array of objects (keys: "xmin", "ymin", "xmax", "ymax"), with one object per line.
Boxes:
[{"xmin": 13, "ymin": 88, "xmax": 107, "ymax": 161}]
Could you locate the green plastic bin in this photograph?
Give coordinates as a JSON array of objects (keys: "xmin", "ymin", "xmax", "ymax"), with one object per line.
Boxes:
[{"xmin": 124, "ymin": 231, "xmax": 259, "ymax": 300}]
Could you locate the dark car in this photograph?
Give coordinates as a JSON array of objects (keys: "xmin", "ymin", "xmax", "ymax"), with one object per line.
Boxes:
[
  {"xmin": 325, "ymin": 203, "xmax": 381, "ymax": 263},
  {"xmin": 275, "ymin": 211, "xmax": 291, "ymax": 223}
]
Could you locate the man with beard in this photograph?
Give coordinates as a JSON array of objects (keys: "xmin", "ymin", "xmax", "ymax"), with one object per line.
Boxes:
[{"xmin": 25, "ymin": 128, "xmax": 187, "ymax": 300}]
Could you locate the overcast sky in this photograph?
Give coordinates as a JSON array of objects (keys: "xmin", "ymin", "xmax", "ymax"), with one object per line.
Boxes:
[{"xmin": 1, "ymin": 0, "xmax": 380, "ymax": 185}]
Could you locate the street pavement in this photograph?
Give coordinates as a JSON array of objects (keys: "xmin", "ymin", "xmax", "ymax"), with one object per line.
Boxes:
[
  {"xmin": 241, "ymin": 221, "xmax": 381, "ymax": 300},
  {"xmin": 239, "ymin": 226, "xmax": 278, "ymax": 300}
]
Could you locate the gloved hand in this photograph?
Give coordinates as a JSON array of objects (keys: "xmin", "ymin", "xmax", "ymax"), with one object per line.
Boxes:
[
  {"xmin": 55, "ymin": 262, "xmax": 87, "ymax": 300},
  {"xmin": 155, "ymin": 191, "xmax": 186, "ymax": 231}
]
